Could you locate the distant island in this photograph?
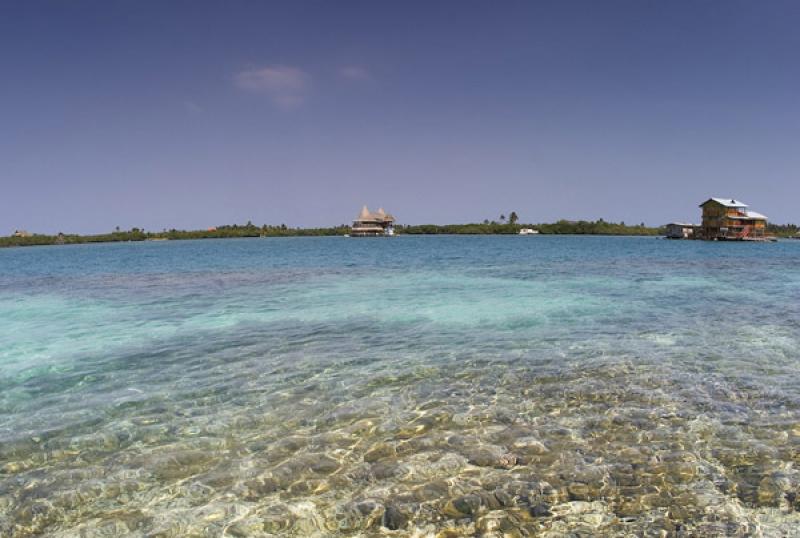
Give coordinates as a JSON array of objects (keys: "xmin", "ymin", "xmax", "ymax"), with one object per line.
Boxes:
[{"xmin": 2, "ymin": 219, "xmax": 798, "ymax": 248}]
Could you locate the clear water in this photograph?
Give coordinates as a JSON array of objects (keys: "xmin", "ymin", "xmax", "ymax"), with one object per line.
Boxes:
[{"xmin": 1, "ymin": 236, "xmax": 800, "ymax": 537}]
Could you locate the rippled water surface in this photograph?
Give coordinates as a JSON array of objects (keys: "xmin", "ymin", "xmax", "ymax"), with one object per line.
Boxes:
[{"xmin": 2, "ymin": 236, "xmax": 800, "ymax": 537}]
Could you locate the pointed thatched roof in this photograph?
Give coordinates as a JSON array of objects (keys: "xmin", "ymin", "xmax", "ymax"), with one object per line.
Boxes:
[{"xmin": 353, "ymin": 205, "xmax": 395, "ymax": 224}]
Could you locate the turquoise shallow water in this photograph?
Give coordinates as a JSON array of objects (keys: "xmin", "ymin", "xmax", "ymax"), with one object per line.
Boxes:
[{"xmin": 2, "ymin": 236, "xmax": 800, "ymax": 536}]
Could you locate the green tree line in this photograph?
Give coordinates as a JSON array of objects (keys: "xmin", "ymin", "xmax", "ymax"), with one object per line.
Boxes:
[
  {"xmin": 1, "ymin": 218, "xmax": 669, "ymax": 248},
  {"xmin": 767, "ymin": 223, "xmax": 799, "ymax": 237},
  {"xmin": 398, "ymin": 219, "xmax": 663, "ymax": 236},
  {"xmin": 0, "ymin": 224, "xmax": 351, "ymax": 248}
]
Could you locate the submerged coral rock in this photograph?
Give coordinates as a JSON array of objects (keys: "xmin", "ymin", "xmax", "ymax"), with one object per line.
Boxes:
[
  {"xmin": 444, "ymin": 494, "xmax": 485, "ymax": 518},
  {"xmin": 498, "ymin": 453, "xmax": 519, "ymax": 468},
  {"xmin": 465, "ymin": 445, "xmax": 508, "ymax": 468},
  {"xmin": 363, "ymin": 442, "xmax": 396, "ymax": 463},
  {"xmin": 529, "ymin": 503, "xmax": 552, "ymax": 518},
  {"xmin": 382, "ymin": 504, "xmax": 408, "ymax": 530}
]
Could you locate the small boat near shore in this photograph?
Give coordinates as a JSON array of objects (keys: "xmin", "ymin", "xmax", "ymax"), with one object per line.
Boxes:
[{"xmin": 739, "ymin": 236, "xmax": 778, "ymax": 242}]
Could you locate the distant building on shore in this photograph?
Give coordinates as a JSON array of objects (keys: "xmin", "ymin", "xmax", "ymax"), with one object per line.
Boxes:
[
  {"xmin": 351, "ymin": 205, "xmax": 395, "ymax": 236},
  {"xmin": 12, "ymin": 230, "xmax": 32, "ymax": 238},
  {"xmin": 699, "ymin": 198, "xmax": 767, "ymax": 240}
]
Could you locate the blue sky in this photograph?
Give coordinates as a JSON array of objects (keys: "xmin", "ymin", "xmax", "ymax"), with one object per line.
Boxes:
[{"xmin": 1, "ymin": 1, "xmax": 799, "ymax": 233}]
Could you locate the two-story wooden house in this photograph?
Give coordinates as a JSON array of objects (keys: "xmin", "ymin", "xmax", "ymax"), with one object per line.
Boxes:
[{"xmin": 699, "ymin": 198, "xmax": 767, "ymax": 240}]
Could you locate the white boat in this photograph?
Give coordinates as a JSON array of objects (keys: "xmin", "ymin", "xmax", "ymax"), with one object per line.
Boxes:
[{"xmin": 519, "ymin": 228, "xmax": 539, "ymax": 235}]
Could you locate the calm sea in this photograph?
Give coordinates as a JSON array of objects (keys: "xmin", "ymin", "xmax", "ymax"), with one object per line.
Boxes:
[{"xmin": 2, "ymin": 236, "xmax": 800, "ymax": 536}]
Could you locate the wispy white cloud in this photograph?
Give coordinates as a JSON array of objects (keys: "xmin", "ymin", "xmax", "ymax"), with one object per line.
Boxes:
[
  {"xmin": 339, "ymin": 65, "xmax": 372, "ymax": 82},
  {"xmin": 234, "ymin": 65, "xmax": 311, "ymax": 108}
]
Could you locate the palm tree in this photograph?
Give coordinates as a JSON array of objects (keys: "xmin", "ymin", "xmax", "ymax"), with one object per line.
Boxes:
[
  {"xmin": 500, "ymin": 214, "xmax": 506, "ymax": 223},
  {"xmin": 509, "ymin": 212, "xmax": 519, "ymax": 225}
]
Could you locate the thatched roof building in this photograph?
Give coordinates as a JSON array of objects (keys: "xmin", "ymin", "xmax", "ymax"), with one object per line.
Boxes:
[{"xmin": 351, "ymin": 205, "xmax": 395, "ymax": 236}]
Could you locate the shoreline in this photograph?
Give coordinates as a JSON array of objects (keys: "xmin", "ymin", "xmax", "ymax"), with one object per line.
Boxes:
[
  {"xmin": 0, "ymin": 221, "xmax": 668, "ymax": 248},
  {"xmin": 5, "ymin": 232, "xmax": 798, "ymax": 250},
  {"xmin": 5, "ymin": 221, "xmax": 798, "ymax": 249},
  {"xmin": 1, "ymin": 231, "xmax": 667, "ymax": 249}
]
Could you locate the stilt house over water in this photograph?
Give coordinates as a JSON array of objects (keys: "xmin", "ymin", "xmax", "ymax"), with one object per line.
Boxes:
[
  {"xmin": 351, "ymin": 206, "xmax": 395, "ymax": 236},
  {"xmin": 665, "ymin": 223, "xmax": 695, "ymax": 239},
  {"xmin": 699, "ymin": 198, "xmax": 767, "ymax": 240}
]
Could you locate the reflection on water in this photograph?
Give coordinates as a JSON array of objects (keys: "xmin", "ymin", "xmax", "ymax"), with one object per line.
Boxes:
[{"xmin": 1, "ymin": 237, "xmax": 800, "ymax": 536}]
